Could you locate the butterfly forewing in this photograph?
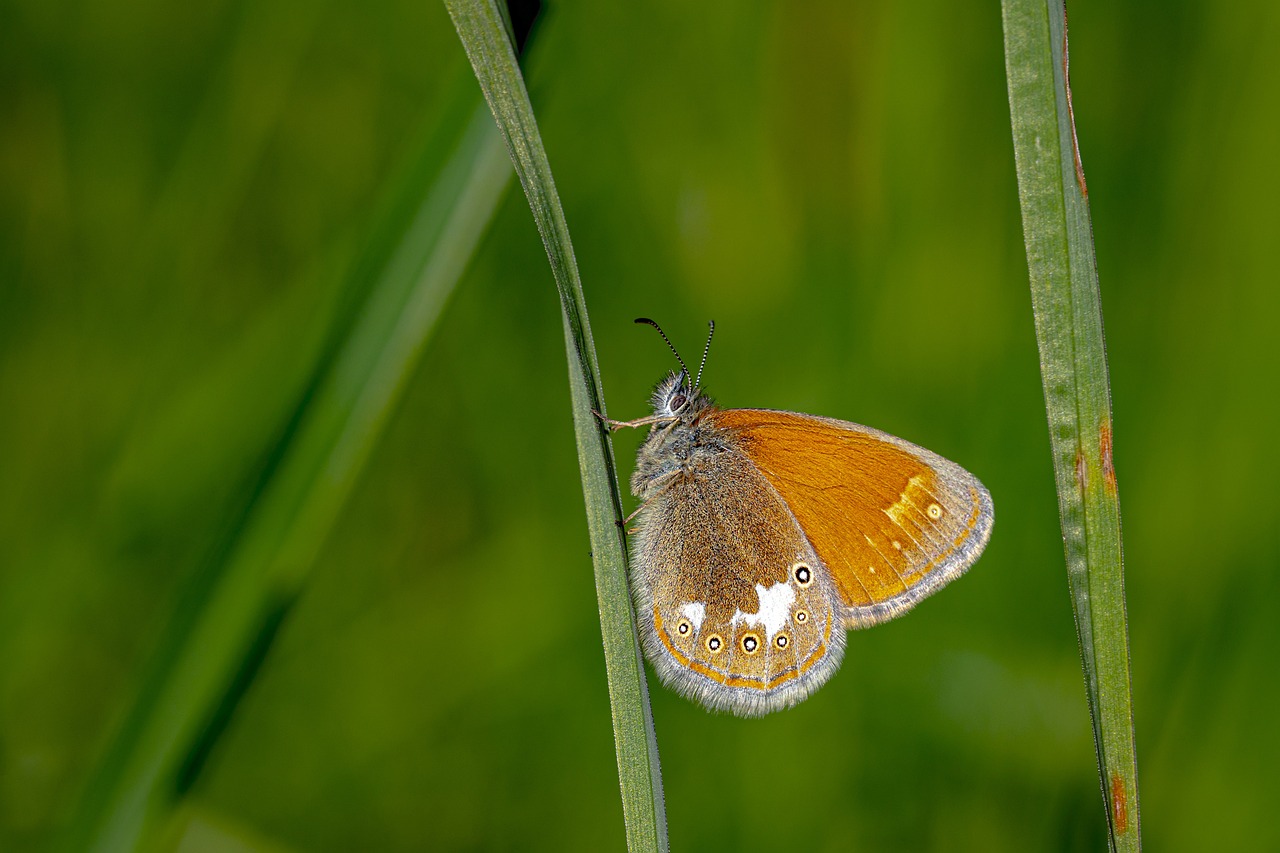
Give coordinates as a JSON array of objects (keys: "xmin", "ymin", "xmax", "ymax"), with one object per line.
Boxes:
[{"xmin": 709, "ymin": 409, "xmax": 994, "ymax": 628}]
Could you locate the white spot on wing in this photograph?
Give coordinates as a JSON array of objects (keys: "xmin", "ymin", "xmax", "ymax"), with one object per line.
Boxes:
[
  {"xmin": 731, "ymin": 582, "xmax": 796, "ymax": 640},
  {"xmin": 680, "ymin": 601, "xmax": 706, "ymax": 632}
]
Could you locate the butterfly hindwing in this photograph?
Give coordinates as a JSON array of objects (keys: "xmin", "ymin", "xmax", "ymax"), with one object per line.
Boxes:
[{"xmin": 630, "ymin": 447, "xmax": 845, "ymax": 717}]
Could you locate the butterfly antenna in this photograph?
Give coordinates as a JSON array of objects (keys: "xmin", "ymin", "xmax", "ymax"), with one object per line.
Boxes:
[
  {"xmin": 694, "ymin": 320, "xmax": 714, "ymax": 390},
  {"xmin": 634, "ymin": 318, "xmax": 691, "ymax": 386}
]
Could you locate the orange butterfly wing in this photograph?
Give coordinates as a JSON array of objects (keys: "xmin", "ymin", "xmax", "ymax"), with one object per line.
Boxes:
[{"xmin": 706, "ymin": 409, "xmax": 993, "ymax": 627}]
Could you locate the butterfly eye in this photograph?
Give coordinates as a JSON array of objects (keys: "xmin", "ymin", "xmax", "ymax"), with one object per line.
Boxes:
[
  {"xmin": 705, "ymin": 634, "xmax": 723, "ymax": 653},
  {"xmin": 795, "ymin": 610, "xmax": 809, "ymax": 624},
  {"xmin": 792, "ymin": 562, "xmax": 813, "ymax": 587},
  {"xmin": 669, "ymin": 393, "xmax": 687, "ymax": 411},
  {"xmin": 676, "ymin": 619, "xmax": 692, "ymax": 636},
  {"xmin": 775, "ymin": 633, "xmax": 789, "ymax": 649},
  {"xmin": 740, "ymin": 634, "xmax": 760, "ymax": 654}
]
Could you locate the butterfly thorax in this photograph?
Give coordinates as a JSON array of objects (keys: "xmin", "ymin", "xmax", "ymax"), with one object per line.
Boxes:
[{"xmin": 630, "ymin": 372, "xmax": 734, "ymax": 501}]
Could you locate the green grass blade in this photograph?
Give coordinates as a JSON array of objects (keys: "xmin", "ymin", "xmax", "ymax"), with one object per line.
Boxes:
[
  {"xmin": 443, "ymin": 3, "xmax": 668, "ymax": 851},
  {"xmin": 1002, "ymin": 1, "xmax": 1141, "ymax": 849},
  {"xmin": 62, "ymin": 85, "xmax": 513, "ymax": 852}
]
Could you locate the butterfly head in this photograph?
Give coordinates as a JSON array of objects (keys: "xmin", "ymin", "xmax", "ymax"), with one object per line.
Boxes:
[
  {"xmin": 650, "ymin": 370, "xmax": 713, "ymax": 422},
  {"xmin": 635, "ymin": 317, "xmax": 716, "ymax": 424}
]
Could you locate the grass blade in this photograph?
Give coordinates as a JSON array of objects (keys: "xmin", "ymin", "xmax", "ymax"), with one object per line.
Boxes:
[
  {"xmin": 443, "ymin": 2, "xmax": 668, "ymax": 851},
  {"xmin": 1002, "ymin": 1, "xmax": 1141, "ymax": 848},
  {"xmin": 63, "ymin": 83, "xmax": 513, "ymax": 851}
]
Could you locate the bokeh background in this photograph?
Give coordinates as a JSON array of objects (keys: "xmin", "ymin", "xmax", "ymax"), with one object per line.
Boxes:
[{"xmin": 3, "ymin": 1, "xmax": 1278, "ymax": 850}]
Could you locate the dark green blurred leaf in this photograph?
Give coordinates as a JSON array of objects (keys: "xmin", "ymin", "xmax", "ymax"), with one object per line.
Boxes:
[{"xmin": 60, "ymin": 73, "xmax": 512, "ymax": 852}]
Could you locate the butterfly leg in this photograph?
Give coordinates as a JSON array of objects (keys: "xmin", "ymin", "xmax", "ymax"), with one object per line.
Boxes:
[
  {"xmin": 623, "ymin": 504, "xmax": 646, "ymax": 529},
  {"xmin": 620, "ymin": 473, "xmax": 679, "ymax": 533},
  {"xmin": 592, "ymin": 410, "xmax": 676, "ymax": 431}
]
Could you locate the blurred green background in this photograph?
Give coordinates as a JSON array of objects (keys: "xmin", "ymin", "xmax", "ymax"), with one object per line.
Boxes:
[{"xmin": 3, "ymin": 0, "xmax": 1278, "ymax": 850}]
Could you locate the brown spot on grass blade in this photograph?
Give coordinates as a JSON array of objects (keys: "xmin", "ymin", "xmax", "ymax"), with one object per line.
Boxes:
[
  {"xmin": 1111, "ymin": 773, "xmax": 1128, "ymax": 834},
  {"xmin": 1100, "ymin": 418, "xmax": 1116, "ymax": 493},
  {"xmin": 1062, "ymin": 8, "xmax": 1088, "ymax": 198},
  {"xmin": 1075, "ymin": 444, "xmax": 1088, "ymax": 493}
]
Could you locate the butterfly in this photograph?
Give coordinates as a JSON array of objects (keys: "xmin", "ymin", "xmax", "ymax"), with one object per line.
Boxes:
[{"xmin": 602, "ymin": 319, "xmax": 993, "ymax": 716}]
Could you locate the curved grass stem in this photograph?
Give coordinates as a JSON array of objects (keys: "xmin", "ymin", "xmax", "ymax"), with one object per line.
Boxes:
[
  {"xmin": 444, "ymin": 2, "xmax": 668, "ymax": 851},
  {"xmin": 1002, "ymin": 1, "xmax": 1141, "ymax": 849}
]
